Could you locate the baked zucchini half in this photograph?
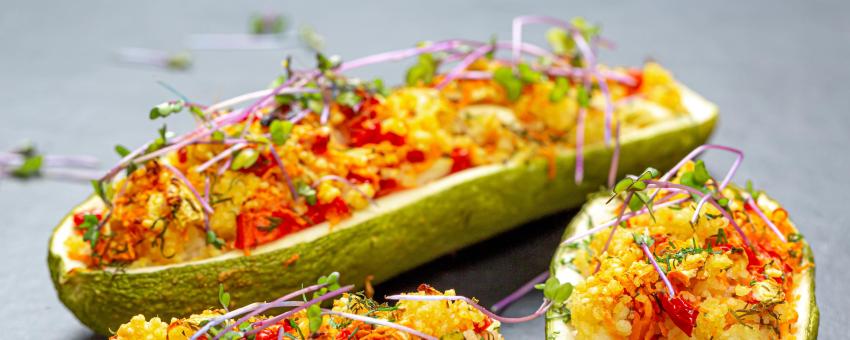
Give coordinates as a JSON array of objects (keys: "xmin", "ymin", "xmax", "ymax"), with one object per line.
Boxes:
[
  {"xmin": 546, "ymin": 188, "xmax": 818, "ymax": 339},
  {"xmin": 49, "ymin": 83, "xmax": 716, "ymax": 335}
]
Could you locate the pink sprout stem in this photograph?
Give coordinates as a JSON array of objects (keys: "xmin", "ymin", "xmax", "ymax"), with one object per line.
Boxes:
[
  {"xmin": 646, "ymin": 180, "xmax": 751, "ymax": 247},
  {"xmin": 246, "ymin": 285, "xmax": 354, "ymax": 335},
  {"xmin": 268, "ymin": 147, "xmax": 298, "ymax": 201},
  {"xmin": 195, "ymin": 143, "xmax": 247, "ymax": 173},
  {"xmin": 491, "ymin": 271, "xmax": 550, "ymax": 313},
  {"xmin": 337, "ymin": 40, "xmax": 465, "ymax": 73},
  {"xmin": 161, "ymin": 162, "xmax": 214, "ymax": 214},
  {"xmin": 745, "ymin": 195, "xmax": 787, "ymax": 242},
  {"xmin": 639, "ymin": 242, "xmax": 676, "ymax": 297},
  {"xmin": 212, "ymin": 284, "xmax": 327, "ymax": 340},
  {"xmin": 321, "ymin": 309, "xmax": 438, "ymax": 340},
  {"xmin": 560, "ymin": 195, "xmax": 690, "ymax": 246},
  {"xmin": 607, "ymin": 123, "xmax": 621, "ymax": 188},
  {"xmin": 385, "ymin": 294, "xmax": 551, "ymax": 324},
  {"xmin": 436, "ymin": 44, "xmax": 494, "ymax": 89}
]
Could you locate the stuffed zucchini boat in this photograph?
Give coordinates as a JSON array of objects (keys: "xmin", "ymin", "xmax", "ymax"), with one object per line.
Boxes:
[
  {"xmin": 546, "ymin": 145, "xmax": 818, "ymax": 339},
  {"xmin": 49, "ymin": 16, "xmax": 718, "ymax": 334},
  {"xmin": 109, "ymin": 273, "xmax": 504, "ymax": 340}
]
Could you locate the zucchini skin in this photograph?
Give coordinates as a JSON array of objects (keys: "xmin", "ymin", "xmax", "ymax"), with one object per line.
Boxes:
[{"xmin": 49, "ymin": 100, "xmax": 716, "ymax": 336}]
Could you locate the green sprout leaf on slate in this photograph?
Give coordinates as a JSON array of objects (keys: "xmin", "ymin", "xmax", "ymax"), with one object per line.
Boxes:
[
  {"xmin": 270, "ymin": 120, "xmax": 293, "ymax": 146},
  {"xmin": 535, "ymin": 276, "xmax": 573, "ymax": 305},
  {"xmin": 299, "ymin": 25, "xmax": 325, "ymax": 52},
  {"xmin": 166, "ymin": 52, "xmax": 193, "ymax": 71},
  {"xmin": 230, "ymin": 149, "xmax": 259, "ymax": 171},
  {"xmin": 297, "ymin": 181, "xmax": 317, "ymax": 206},
  {"xmin": 493, "ymin": 67, "xmax": 523, "ymax": 102},
  {"xmin": 11, "ymin": 154, "xmax": 43, "ymax": 178},
  {"xmin": 251, "ymin": 14, "xmax": 286, "ymax": 35},
  {"xmin": 549, "ymin": 77, "xmax": 570, "ymax": 103},
  {"xmin": 406, "ymin": 53, "xmax": 438, "ymax": 86},
  {"xmin": 219, "ymin": 283, "xmax": 231, "ymax": 311}
]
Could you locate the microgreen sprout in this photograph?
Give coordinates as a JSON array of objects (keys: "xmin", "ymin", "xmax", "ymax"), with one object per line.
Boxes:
[
  {"xmin": 219, "ymin": 284, "xmax": 231, "ymax": 311},
  {"xmin": 633, "ymin": 231, "xmax": 676, "ymax": 297},
  {"xmin": 250, "ymin": 13, "xmax": 286, "ymax": 35}
]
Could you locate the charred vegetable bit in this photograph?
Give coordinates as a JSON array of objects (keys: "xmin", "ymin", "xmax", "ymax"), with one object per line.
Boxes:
[
  {"xmin": 67, "ymin": 15, "xmax": 692, "ymax": 269},
  {"xmin": 558, "ymin": 144, "xmax": 810, "ymax": 338}
]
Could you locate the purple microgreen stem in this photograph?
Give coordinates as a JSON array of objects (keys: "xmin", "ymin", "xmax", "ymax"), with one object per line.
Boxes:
[
  {"xmin": 639, "ymin": 241, "xmax": 676, "ymax": 297},
  {"xmin": 645, "ymin": 180, "xmax": 751, "ymax": 247},
  {"xmin": 161, "ymin": 162, "xmax": 214, "ymax": 214},
  {"xmin": 195, "ymin": 143, "xmax": 247, "ymax": 173},
  {"xmin": 245, "ymin": 285, "xmax": 354, "ymax": 335},
  {"xmin": 268, "ymin": 147, "xmax": 299, "ymax": 201},
  {"xmin": 211, "ymin": 284, "xmax": 328, "ymax": 340},
  {"xmin": 491, "ymin": 271, "xmax": 550, "ymax": 313},
  {"xmin": 745, "ymin": 195, "xmax": 787, "ymax": 242}
]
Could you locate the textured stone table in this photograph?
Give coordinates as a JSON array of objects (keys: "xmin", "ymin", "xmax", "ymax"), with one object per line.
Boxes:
[{"xmin": 1, "ymin": 1, "xmax": 846, "ymax": 338}]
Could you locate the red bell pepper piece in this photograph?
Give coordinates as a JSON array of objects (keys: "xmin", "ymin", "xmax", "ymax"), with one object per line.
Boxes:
[{"xmin": 660, "ymin": 294, "xmax": 699, "ymax": 337}]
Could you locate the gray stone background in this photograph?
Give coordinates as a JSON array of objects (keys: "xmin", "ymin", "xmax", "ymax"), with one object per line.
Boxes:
[{"xmin": 0, "ymin": 1, "xmax": 846, "ymax": 338}]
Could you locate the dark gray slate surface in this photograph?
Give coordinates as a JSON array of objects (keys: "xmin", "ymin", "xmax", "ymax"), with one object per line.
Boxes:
[{"xmin": 1, "ymin": 1, "xmax": 846, "ymax": 338}]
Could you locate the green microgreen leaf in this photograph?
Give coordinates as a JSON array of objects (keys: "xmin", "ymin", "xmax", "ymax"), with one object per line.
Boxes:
[
  {"xmin": 335, "ymin": 91, "xmax": 362, "ymax": 108},
  {"xmin": 77, "ymin": 214, "xmax": 101, "ymax": 248},
  {"xmin": 211, "ymin": 130, "xmax": 226, "ymax": 142},
  {"xmin": 632, "ymin": 232, "xmax": 655, "ymax": 247},
  {"xmin": 307, "ymin": 304, "xmax": 322, "ymax": 333},
  {"xmin": 149, "ymin": 100, "xmax": 185, "ymax": 120},
  {"xmin": 485, "ymin": 35, "xmax": 497, "ymax": 60},
  {"xmin": 218, "ymin": 284, "xmax": 231, "ymax": 311},
  {"xmin": 613, "ymin": 178, "xmax": 634, "ymax": 194},
  {"xmin": 546, "ymin": 28, "xmax": 573, "ymax": 56},
  {"xmin": 787, "ymin": 233, "xmax": 803, "ymax": 243},
  {"xmin": 11, "ymin": 154, "xmax": 43, "ymax": 178},
  {"xmin": 166, "ymin": 52, "xmax": 192, "ymax": 71},
  {"xmin": 549, "ymin": 77, "xmax": 570, "ymax": 103},
  {"xmin": 693, "ymin": 160, "xmax": 711, "ymax": 185},
  {"xmin": 269, "ymin": 120, "xmax": 293, "ymax": 146},
  {"xmin": 517, "ymin": 63, "xmax": 543, "ymax": 83},
  {"xmin": 299, "ymin": 25, "xmax": 325, "ymax": 52},
  {"xmin": 370, "ymin": 78, "xmax": 389, "ymax": 97},
  {"xmin": 493, "ymin": 67, "xmax": 523, "ymax": 101},
  {"xmin": 251, "ymin": 14, "xmax": 286, "ymax": 35},
  {"xmin": 746, "ymin": 180, "xmax": 760, "ymax": 200},
  {"xmin": 230, "ymin": 149, "xmax": 259, "ymax": 171},
  {"xmin": 577, "ymin": 85, "xmax": 590, "ymax": 108},
  {"xmin": 316, "ymin": 53, "xmax": 341, "ymax": 72},
  {"xmin": 541, "ymin": 277, "xmax": 573, "ymax": 305},
  {"xmin": 296, "ymin": 181, "xmax": 317, "ymax": 206},
  {"xmin": 405, "ymin": 53, "xmax": 438, "ymax": 86},
  {"xmin": 114, "ymin": 145, "xmax": 131, "ymax": 158},
  {"xmin": 206, "ymin": 230, "xmax": 225, "ymax": 249}
]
